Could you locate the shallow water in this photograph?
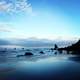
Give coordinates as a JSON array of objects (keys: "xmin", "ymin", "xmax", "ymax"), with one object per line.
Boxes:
[{"xmin": 0, "ymin": 50, "xmax": 80, "ymax": 80}]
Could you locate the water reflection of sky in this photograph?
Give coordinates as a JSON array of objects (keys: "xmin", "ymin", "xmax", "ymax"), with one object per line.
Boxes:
[
  {"xmin": 16, "ymin": 56, "xmax": 70, "ymax": 73},
  {"xmin": 0, "ymin": 56, "xmax": 80, "ymax": 80}
]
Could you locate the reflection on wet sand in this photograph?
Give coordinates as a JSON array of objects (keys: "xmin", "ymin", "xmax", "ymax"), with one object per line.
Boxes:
[
  {"xmin": 0, "ymin": 55, "xmax": 80, "ymax": 80},
  {"xmin": 69, "ymin": 56, "xmax": 80, "ymax": 62}
]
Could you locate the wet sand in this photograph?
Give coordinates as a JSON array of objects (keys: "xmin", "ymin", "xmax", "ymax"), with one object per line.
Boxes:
[{"xmin": 0, "ymin": 55, "xmax": 80, "ymax": 80}]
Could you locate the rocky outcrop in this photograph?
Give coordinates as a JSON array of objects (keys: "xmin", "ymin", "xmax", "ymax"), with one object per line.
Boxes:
[{"xmin": 58, "ymin": 40, "xmax": 80, "ymax": 55}]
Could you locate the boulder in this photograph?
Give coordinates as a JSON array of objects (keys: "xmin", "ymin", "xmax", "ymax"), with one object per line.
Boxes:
[
  {"xmin": 25, "ymin": 52, "xmax": 33, "ymax": 56},
  {"xmin": 40, "ymin": 51, "xmax": 45, "ymax": 54},
  {"xmin": 17, "ymin": 52, "xmax": 33, "ymax": 57}
]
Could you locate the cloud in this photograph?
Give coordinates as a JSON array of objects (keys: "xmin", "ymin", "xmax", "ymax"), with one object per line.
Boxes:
[
  {"xmin": 0, "ymin": 23, "xmax": 16, "ymax": 32},
  {"xmin": 0, "ymin": 0, "xmax": 33, "ymax": 15},
  {"xmin": 0, "ymin": 1, "xmax": 11, "ymax": 12}
]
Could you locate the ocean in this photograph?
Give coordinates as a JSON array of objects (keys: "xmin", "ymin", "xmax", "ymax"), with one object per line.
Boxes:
[{"xmin": 0, "ymin": 48, "xmax": 80, "ymax": 80}]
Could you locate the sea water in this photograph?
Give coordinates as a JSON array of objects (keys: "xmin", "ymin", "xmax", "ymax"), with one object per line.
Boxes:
[{"xmin": 0, "ymin": 48, "xmax": 80, "ymax": 80}]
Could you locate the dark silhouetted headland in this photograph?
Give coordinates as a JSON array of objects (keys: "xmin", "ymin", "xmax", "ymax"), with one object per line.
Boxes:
[{"xmin": 58, "ymin": 40, "xmax": 80, "ymax": 55}]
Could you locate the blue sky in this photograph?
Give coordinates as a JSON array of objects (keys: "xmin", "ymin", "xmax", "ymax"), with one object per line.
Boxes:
[{"xmin": 0, "ymin": 0, "xmax": 80, "ymax": 40}]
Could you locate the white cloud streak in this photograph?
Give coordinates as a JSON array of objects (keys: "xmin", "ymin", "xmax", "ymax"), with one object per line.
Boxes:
[
  {"xmin": 0, "ymin": 0, "xmax": 33, "ymax": 15},
  {"xmin": 0, "ymin": 23, "xmax": 16, "ymax": 32}
]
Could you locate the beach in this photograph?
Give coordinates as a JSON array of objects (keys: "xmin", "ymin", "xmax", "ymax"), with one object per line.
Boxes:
[{"xmin": 0, "ymin": 53, "xmax": 80, "ymax": 80}]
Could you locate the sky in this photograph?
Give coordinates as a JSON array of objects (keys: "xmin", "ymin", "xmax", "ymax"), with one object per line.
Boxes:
[{"xmin": 0, "ymin": 0, "xmax": 80, "ymax": 40}]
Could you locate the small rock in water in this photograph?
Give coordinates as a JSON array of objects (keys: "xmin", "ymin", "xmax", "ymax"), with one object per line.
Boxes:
[
  {"xmin": 51, "ymin": 48, "xmax": 54, "ymax": 52},
  {"xmin": 54, "ymin": 52, "xmax": 57, "ymax": 55},
  {"xmin": 25, "ymin": 52, "xmax": 33, "ymax": 56},
  {"xmin": 17, "ymin": 52, "xmax": 33, "ymax": 57},
  {"xmin": 40, "ymin": 51, "xmax": 45, "ymax": 54}
]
